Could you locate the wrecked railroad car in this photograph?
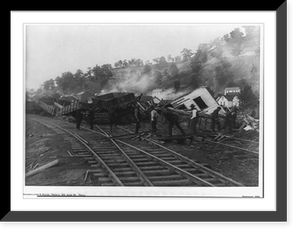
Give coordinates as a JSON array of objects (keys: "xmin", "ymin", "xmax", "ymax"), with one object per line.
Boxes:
[
  {"xmin": 135, "ymin": 95, "xmax": 161, "ymax": 116},
  {"xmin": 37, "ymin": 93, "xmax": 91, "ymax": 117},
  {"xmin": 90, "ymin": 92, "xmax": 138, "ymax": 124},
  {"xmin": 37, "ymin": 96, "xmax": 58, "ymax": 116},
  {"xmin": 39, "ymin": 96, "xmax": 57, "ymax": 105},
  {"xmin": 92, "ymin": 92, "xmax": 136, "ymax": 110},
  {"xmin": 171, "ymin": 86, "xmax": 223, "ymax": 115},
  {"xmin": 162, "ymin": 87, "xmax": 226, "ymax": 132}
]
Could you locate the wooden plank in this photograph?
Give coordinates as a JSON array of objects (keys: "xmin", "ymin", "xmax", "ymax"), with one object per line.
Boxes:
[
  {"xmin": 67, "ymin": 151, "xmax": 74, "ymax": 157},
  {"xmin": 26, "ymin": 159, "xmax": 59, "ymax": 177}
]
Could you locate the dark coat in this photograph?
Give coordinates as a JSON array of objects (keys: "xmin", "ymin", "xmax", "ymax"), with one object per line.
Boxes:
[
  {"xmin": 88, "ymin": 109, "xmax": 95, "ymax": 120},
  {"xmin": 163, "ymin": 110, "xmax": 179, "ymax": 123},
  {"xmin": 211, "ymin": 108, "xmax": 220, "ymax": 119},
  {"xmin": 76, "ymin": 109, "xmax": 83, "ymax": 121}
]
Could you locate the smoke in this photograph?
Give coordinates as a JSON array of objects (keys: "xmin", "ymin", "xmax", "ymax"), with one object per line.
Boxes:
[
  {"xmin": 196, "ymin": 27, "xmax": 261, "ymax": 95},
  {"xmin": 148, "ymin": 87, "xmax": 192, "ymax": 101},
  {"xmin": 101, "ymin": 26, "xmax": 260, "ymax": 98},
  {"xmin": 101, "ymin": 66, "xmax": 192, "ymax": 102},
  {"xmin": 104, "ymin": 67, "xmax": 160, "ymax": 94}
]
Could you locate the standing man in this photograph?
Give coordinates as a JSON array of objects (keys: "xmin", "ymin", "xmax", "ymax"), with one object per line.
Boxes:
[
  {"xmin": 108, "ymin": 108, "xmax": 117, "ymax": 135},
  {"xmin": 222, "ymin": 108, "xmax": 233, "ymax": 134},
  {"xmin": 190, "ymin": 104, "xmax": 198, "ymax": 135},
  {"xmin": 75, "ymin": 109, "xmax": 83, "ymax": 130},
  {"xmin": 211, "ymin": 106, "xmax": 221, "ymax": 132},
  {"xmin": 150, "ymin": 105, "xmax": 159, "ymax": 133},
  {"xmin": 157, "ymin": 108, "xmax": 186, "ymax": 136},
  {"xmin": 231, "ymin": 106, "xmax": 238, "ymax": 129},
  {"xmin": 134, "ymin": 104, "xmax": 141, "ymax": 134},
  {"xmin": 87, "ymin": 107, "xmax": 95, "ymax": 130}
]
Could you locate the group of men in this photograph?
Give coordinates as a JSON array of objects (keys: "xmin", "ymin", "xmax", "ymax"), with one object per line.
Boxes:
[
  {"xmin": 210, "ymin": 106, "xmax": 238, "ymax": 134},
  {"xmin": 150, "ymin": 103, "xmax": 238, "ymax": 136},
  {"xmin": 74, "ymin": 102, "xmax": 238, "ymax": 136},
  {"xmin": 108, "ymin": 103, "xmax": 187, "ymax": 137}
]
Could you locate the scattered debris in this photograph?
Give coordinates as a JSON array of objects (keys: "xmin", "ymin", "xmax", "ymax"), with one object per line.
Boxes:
[
  {"xmin": 67, "ymin": 151, "xmax": 74, "ymax": 158},
  {"xmin": 237, "ymin": 110, "xmax": 259, "ymax": 132},
  {"xmin": 39, "ymin": 148, "xmax": 51, "ymax": 157},
  {"xmin": 32, "ymin": 163, "xmax": 39, "ymax": 170}
]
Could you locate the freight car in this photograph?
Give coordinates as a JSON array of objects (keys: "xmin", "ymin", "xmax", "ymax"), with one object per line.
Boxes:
[
  {"xmin": 90, "ymin": 92, "xmax": 139, "ymax": 124},
  {"xmin": 39, "ymin": 95, "xmax": 57, "ymax": 105},
  {"xmin": 92, "ymin": 92, "xmax": 136, "ymax": 110}
]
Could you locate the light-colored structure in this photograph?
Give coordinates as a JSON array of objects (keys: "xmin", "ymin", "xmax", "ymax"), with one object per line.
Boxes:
[
  {"xmin": 216, "ymin": 94, "xmax": 240, "ymax": 108},
  {"xmin": 171, "ymin": 86, "xmax": 222, "ymax": 114},
  {"xmin": 224, "ymin": 87, "xmax": 241, "ymax": 95}
]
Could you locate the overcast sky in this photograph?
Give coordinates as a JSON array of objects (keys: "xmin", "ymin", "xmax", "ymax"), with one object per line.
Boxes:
[{"xmin": 26, "ymin": 24, "xmax": 242, "ymax": 90}]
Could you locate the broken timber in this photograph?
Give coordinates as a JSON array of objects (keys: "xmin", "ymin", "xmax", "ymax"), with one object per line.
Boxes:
[{"xmin": 26, "ymin": 159, "xmax": 59, "ymax": 177}]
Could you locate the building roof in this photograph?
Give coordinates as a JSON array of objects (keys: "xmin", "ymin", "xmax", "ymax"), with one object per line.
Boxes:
[
  {"xmin": 224, "ymin": 87, "xmax": 240, "ymax": 90},
  {"xmin": 222, "ymin": 94, "xmax": 239, "ymax": 101}
]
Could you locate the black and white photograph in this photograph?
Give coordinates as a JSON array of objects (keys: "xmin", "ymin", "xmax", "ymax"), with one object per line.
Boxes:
[
  {"xmin": 24, "ymin": 23, "xmax": 263, "ymax": 197},
  {"xmin": 6, "ymin": 4, "xmax": 290, "ymax": 225}
]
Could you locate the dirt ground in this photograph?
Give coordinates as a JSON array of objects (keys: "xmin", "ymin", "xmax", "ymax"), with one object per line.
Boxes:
[
  {"xmin": 25, "ymin": 114, "xmax": 259, "ymax": 187},
  {"xmin": 25, "ymin": 115, "xmax": 92, "ymax": 186},
  {"xmin": 164, "ymin": 143, "xmax": 259, "ymax": 186}
]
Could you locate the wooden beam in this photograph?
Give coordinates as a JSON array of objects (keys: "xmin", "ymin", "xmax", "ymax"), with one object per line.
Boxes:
[{"xmin": 26, "ymin": 159, "xmax": 59, "ymax": 177}]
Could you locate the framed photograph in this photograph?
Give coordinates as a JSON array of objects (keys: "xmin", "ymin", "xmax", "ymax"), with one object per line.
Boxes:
[{"xmin": 5, "ymin": 2, "xmax": 286, "ymax": 222}]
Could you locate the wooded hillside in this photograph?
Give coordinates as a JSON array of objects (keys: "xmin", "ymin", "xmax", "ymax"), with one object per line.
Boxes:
[{"xmin": 28, "ymin": 26, "xmax": 260, "ymax": 106}]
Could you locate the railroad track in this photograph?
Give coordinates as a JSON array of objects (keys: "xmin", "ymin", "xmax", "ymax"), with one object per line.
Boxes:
[
  {"xmin": 205, "ymin": 135, "xmax": 259, "ymax": 157},
  {"xmin": 30, "ymin": 116, "xmax": 244, "ymax": 187},
  {"xmin": 110, "ymin": 121, "xmax": 259, "ymax": 156}
]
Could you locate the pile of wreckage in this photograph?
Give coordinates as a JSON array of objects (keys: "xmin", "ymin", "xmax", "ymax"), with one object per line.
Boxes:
[
  {"xmin": 155, "ymin": 86, "xmax": 259, "ymax": 133},
  {"xmin": 236, "ymin": 108, "xmax": 259, "ymax": 132},
  {"xmin": 35, "ymin": 90, "xmax": 154, "ymax": 124},
  {"xmin": 32, "ymin": 86, "xmax": 259, "ymax": 133}
]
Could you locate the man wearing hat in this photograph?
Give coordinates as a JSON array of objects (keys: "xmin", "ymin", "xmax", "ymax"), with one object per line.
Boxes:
[
  {"xmin": 87, "ymin": 107, "xmax": 95, "ymax": 130},
  {"xmin": 150, "ymin": 105, "xmax": 159, "ymax": 133},
  {"xmin": 190, "ymin": 104, "xmax": 198, "ymax": 135},
  {"xmin": 134, "ymin": 103, "xmax": 142, "ymax": 134},
  {"xmin": 211, "ymin": 106, "xmax": 221, "ymax": 132}
]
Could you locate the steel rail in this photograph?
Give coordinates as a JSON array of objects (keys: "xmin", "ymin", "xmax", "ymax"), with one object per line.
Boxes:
[
  {"xmin": 118, "ymin": 123, "xmax": 258, "ymax": 156},
  {"xmin": 112, "ymin": 138, "xmax": 216, "ymax": 187},
  {"xmin": 228, "ymin": 136, "xmax": 259, "ymax": 144},
  {"xmin": 142, "ymin": 137, "xmax": 244, "ymax": 187},
  {"xmin": 119, "ymin": 123, "xmax": 258, "ymax": 156},
  {"xmin": 204, "ymin": 139, "xmax": 259, "ymax": 155},
  {"xmin": 34, "ymin": 118, "xmax": 243, "ymax": 187},
  {"xmin": 88, "ymin": 125, "xmax": 215, "ymax": 186},
  {"xmin": 115, "ymin": 125, "xmax": 244, "ymax": 186},
  {"xmin": 33, "ymin": 119, "xmax": 124, "ymax": 186},
  {"xmin": 95, "ymin": 126, "xmax": 154, "ymax": 186}
]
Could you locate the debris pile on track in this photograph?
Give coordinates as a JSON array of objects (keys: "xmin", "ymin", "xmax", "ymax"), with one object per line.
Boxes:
[{"xmin": 236, "ymin": 109, "xmax": 259, "ymax": 132}]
